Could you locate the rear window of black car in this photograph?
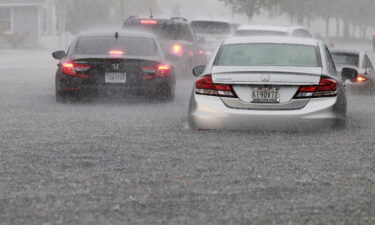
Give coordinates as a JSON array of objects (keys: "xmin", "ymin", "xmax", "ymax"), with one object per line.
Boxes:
[{"xmin": 76, "ymin": 36, "xmax": 157, "ymax": 56}]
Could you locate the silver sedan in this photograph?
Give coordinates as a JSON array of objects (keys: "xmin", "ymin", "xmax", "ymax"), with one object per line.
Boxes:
[{"xmin": 188, "ymin": 37, "xmax": 357, "ymax": 130}]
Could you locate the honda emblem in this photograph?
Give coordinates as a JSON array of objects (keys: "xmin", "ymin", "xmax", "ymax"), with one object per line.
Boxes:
[
  {"xmin": 261, "ymin": 74, "xmax": 271, "ymax": 82},
  {"xmin": 112, "ymin": 64, "xmax": 120, "ymax": 71}
]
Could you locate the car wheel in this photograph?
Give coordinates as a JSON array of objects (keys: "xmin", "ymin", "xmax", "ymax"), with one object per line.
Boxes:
[
  {"xmin": 333, "ymin": 119, "xmax": 347, "ymax": 129},
  {"xmin": 56, "ymin": 90, "xmax": 69, "ymax": 103},
  {"xmin": 157, "ymin": 84, "xmax": 175, "ymax": 102}
]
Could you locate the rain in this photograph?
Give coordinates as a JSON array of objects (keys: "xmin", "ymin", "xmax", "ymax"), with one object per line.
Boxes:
[{"xmin": 1, "ymin": 0, "xmax": 375, "ymax": 224}]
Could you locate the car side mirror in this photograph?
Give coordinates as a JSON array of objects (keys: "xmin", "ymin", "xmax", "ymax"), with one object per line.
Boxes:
[
  {"xmin": 166, "ymin": 53, "xmax": 179, "ymax": 62},
  {"xmin": 52, "ymin": 50, "xmax": 66, "ymax": 60},
  {"xmin": 193, "ymin": 65, "xmax": 205, "ymax": 77},
  {"xmin": 341, "ymin": 67, "xmax": 358, "ymax": 81}
]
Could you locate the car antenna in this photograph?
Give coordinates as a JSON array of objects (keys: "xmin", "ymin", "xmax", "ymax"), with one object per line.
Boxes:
[
  {"xmin": 150, "ymin": 8, "xmax": 153, "ymax": 18},
  {"xmin": 115, "ymin": 31, "xmax": 119, "ymax": 39}
]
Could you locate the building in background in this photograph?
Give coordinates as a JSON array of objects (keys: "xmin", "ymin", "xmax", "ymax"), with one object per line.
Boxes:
[{"xmin": 0, "ymin": 0, "xmax": 68, "ymax": 49}]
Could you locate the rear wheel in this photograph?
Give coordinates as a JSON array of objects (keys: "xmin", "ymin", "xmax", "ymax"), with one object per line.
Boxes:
[
  {"xmin": 156, "ymin": 83, "xmax": 175, "ymax": 102},
  {"xmin": 333, "ymin": 119, "xmax": 347, "ymax": 129},
  {"xmin": 56, "ymin": 90, "xmax": 69, "ymax": 103}
]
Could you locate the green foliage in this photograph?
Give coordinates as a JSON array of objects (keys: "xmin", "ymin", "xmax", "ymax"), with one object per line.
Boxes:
[{"xmin": 220, "ymin": 0, "xmax": 375, "ymax": 35}]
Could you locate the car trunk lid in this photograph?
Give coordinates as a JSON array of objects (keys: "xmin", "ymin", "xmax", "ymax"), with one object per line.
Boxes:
[{"xmin": 210, "ymin": 66, "xmax": 322, "ymax": 109}]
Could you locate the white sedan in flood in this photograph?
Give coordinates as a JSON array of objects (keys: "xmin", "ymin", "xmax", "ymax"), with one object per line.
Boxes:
[{"xmin": 188, "ymin": 37, "xmax": 357, "ymax": 130}]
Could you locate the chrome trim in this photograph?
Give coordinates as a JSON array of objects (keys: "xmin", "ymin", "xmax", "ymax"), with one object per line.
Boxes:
[{"xmin": 221, "ymin": 97, "xmax": 309, "ymax": 110}]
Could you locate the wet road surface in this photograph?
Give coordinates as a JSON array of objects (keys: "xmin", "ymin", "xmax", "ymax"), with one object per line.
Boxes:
[{"xmin": 0, "ymin": 50, "xmax": 375, "ymax": 225}]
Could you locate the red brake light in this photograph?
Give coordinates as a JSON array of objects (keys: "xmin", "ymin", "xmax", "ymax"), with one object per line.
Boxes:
[
  {"xmin": 353, "ymin": 75, "xmax": 368, "ymax": 82},
  {"xmin": 195, "ymin": 75, "xmax": 236, "ymax": 97},
  {"xmin": 295, "ymin": 77, "xmax": 338, "ymax": 98},
  {"xmin": 141, "ymin": 64, "xmax": 171, "ymax": 80},
  {"xmin": 172, "ymin": 44, "xmax": 183, "ymax": 56},
  {"xmin": 198, "ymin": 50, "xmax": 206, "ymax": 55},
  {"xmin": 140, "ymin": 20, "xmax": 157, "ymax": 25},
  {"xmin": 62, "ymin": 61, "xmax": 90, "ymax": 78},
  {"xmin": 109, "ymin": 50, "xmax": 124, "ymax": 55}
]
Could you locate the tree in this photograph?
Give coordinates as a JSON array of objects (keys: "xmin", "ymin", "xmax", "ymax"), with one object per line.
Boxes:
[{"xmin": 218, "ymin": 0, "xmax": 268, "ymax": 21}]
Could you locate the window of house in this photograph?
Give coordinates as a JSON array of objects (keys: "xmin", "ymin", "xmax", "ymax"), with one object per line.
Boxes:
[{"xmin": 0, "ymin": 8, "xmax": 12, "ymax": 32}]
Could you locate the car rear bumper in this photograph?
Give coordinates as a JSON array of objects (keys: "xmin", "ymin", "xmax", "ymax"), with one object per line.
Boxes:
[
  {"xmin": 189, "ymin": 94, "xmax": 346, "ymax": 130},
  {"xmin": 57, "ymin": 75, "xmax": 172, "ymax": 93}
]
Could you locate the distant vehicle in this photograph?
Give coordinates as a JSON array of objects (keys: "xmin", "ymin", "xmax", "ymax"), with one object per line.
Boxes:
[
  {"xmin": 235, "ymin": 25, "xmax": 312, "ymax": 38},
  {"xmin": 52, "ymin": 31, "xmax": 175, "ymax": 102},
  {"xmin": 331, "ymin": 49, "xmax": 375, "ymax": 93},
  {"xmin": 191, "ymin": 20, "xmax": 233, "ymax": 54},
  {"xmin": 123, "ymin": 17, "xmax": 207, "ymax": 75},
  {"xmin": 188, "ymin": 36, "xmax": 357, "ymax": 130}
]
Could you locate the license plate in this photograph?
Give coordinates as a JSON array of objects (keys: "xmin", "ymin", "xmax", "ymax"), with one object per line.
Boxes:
[
  {"xmin": 105, "ymin": 73, "xmax": 127, "ymax": 83},
  {"xmin": 251, "ymin": 88, "xmax": 280, "ymax": 103}
]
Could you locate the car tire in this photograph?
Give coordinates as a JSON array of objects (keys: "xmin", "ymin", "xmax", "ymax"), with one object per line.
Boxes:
[
  {"xmin": 56, "ymin": 90, "xmax": 69, "ymax": 103},
  {"xmin": 157, "ymin": 84, "xmax": 175, "ymax": 102},
  {"xmin": 333, "ymin": 119, "xmax": 347, "ymax": 129}
]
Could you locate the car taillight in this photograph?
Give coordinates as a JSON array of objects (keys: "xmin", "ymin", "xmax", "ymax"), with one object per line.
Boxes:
[
  {"xmin": 195, "ymin": 75, "xmax": 236, "ymax": 98},
  {"xmin": 171, "ymin": 44, "xmax": 183, "ymax": 56},
  {"xmin": 295, "ymin": 77, "xmax": 338, "ymax": 98},
  {"xmin": 141, "ymin": 64, "xmax": 171, "ymax": 80},
  {"xmin": 109, "ymin": 50, "xmax": 124, "ymax": 55},
  {"xmin": 61, "ymin": 61, "xmax": 90, "ymax": 78},
  {"xmin": 353, "ymin": 75, "xmax": 368, "ymax": 83},
  {"xmin": 140, "ymin": 20, "xmax": 158, "ymax": 25},
  {"xmin": 197, "ymin": 50, "xmax": 206, "ymax": 55}
]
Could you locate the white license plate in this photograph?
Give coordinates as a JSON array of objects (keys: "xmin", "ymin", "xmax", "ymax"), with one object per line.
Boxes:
[
  {"xmin": 251, "ymin": 88, "xmax": 280, "ymax": 103},
  {"xmin": 105, "ymin": 73, "xmax": 127, "ymax": 83}
]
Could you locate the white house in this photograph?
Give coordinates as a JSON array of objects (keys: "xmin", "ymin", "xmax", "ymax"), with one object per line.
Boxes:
[{"xmin": 0, "ymin": 0, "xmax": 67, "ymax": 49}]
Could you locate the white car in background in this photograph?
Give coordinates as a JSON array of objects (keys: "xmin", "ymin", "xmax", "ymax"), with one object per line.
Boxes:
[{"xmin": 235, "ymin": 25, "xmax": 312, "ymax": 38}]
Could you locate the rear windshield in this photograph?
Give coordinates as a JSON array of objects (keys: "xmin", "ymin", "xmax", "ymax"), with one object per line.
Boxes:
[
  {"xmin": 215, "ymin": 43, "xmax": 320, "ymax": 67},
  {"xmin": 235, "ymin": 30, "xmax": 288, "ymax": 37},
  {"xmin": 76, "ymin": 37, "xmax": 157, "ymax": 56},
  {"xmin": 191, "ymin": 21, "xmax": 231, "ymax": 35},
  {"xmin": 331, "ymin": 53, "xmax": 359, "ymax": 67},
  {"xmin": 124, "ymin": 23, "xmax": 194, "ymax": 42}
]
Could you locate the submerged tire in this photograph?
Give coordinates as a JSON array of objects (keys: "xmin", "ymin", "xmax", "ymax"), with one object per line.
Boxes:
[
  {"xmin": 333, "ymin": 119, "xmax": 347, "ymax": 130},
  {"xmin": 56, "ymin": 90, "xmax": 69, "ymax": 103},
  {"xmin": 157, "ymin": 84, "xmax": 175, "ymax": 102}
]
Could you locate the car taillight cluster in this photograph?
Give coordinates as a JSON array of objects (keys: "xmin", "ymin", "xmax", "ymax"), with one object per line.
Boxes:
[
  {"xmin": 195, "ymin": 75, "xmax": 236, "ymax": 98},
  {"xmin": 141, "ymin": 64, "xmax": 171, "ymax": 80},
  {"xmin": 295, "ymin": 77, "xmax": 338, "ymax": 98},
  {"xmin": 171, "ymin": 44, "xmax": 183, "ymax": 56},
  {"xmin": 353, "ymin": 75, "xmax": 368, "ymax": 83},
  {"xmin": 61, "ymin": 61, "xmax": 91, "ymax": 78}
]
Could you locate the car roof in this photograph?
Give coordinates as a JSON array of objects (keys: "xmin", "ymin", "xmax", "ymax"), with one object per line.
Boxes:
[
  {"xmin": 236, "ymin": 25, "xmax": 308, "ymax": 33},
  {"xmin": 223, "ymin": 36, "xmax": 320, "ymax": 46},
  {"xmin": 126, "ymin": 17, "xmax": 189, "ymax": 24},
  {"xmin": 191, "ymin": 20, "xmax": 230, "ymax": 24},
  {"xmin": 78, "ymin": 30, "xmax": 155, "ymax": 39}
]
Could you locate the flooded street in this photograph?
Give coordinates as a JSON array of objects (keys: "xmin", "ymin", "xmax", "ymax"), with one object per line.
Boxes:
[{"xmin": 0, "ymin": 49, "xmax": 374, "ymax": 224}]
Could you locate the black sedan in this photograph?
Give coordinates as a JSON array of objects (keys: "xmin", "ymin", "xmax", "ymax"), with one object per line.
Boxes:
[{"xmin": 52, "ymin": 30, "xmax": 176, "ymax": 102}]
